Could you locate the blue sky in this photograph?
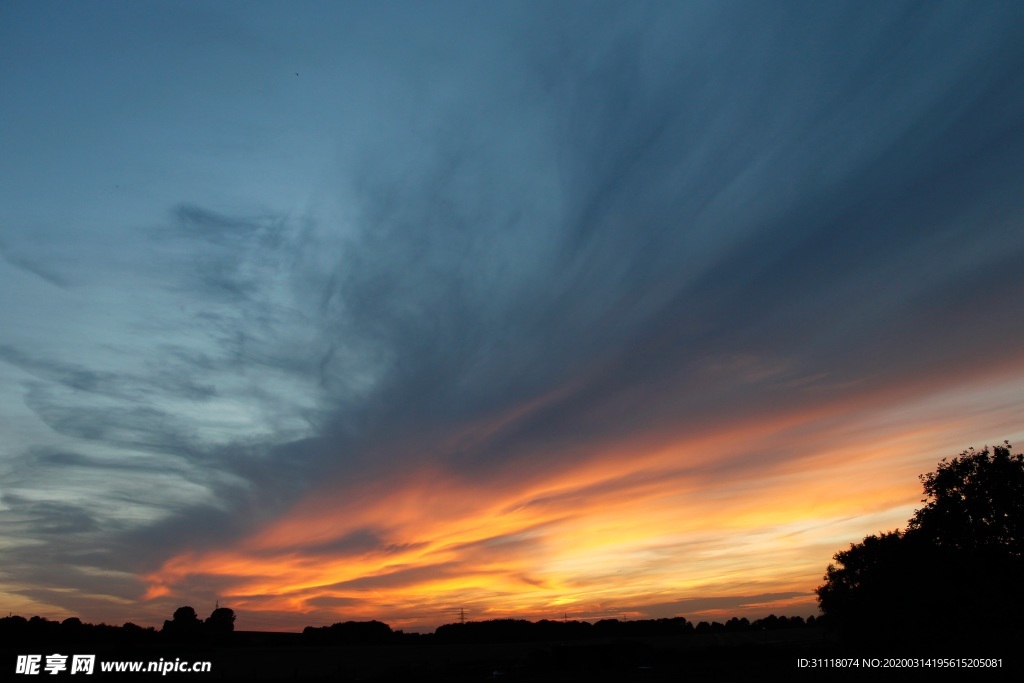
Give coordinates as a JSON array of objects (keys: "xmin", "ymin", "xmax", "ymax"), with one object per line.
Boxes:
[{"xmin": 2, "ymin": 1, "xmax": 1024, "ymax": 631}]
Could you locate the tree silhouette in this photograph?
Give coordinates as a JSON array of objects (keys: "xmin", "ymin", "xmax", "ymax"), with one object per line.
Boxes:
[
  {"xmin": 816, "ymin": 441, "xmax": 1024, "ymax": 639},
  {"xmin": 907, "ymin": 442, "xmax": 1024, "ymax": 553},
  {"xmin": 162, "ymin": 606, "xmax": 203, "ymax": 640},
  {"xmin": 205, "ymin": 607, "xmax": 236, "ymax": 634},
  {"xmin": 815, "ymin": 530, "xmax": 916, "ymax": 632}
]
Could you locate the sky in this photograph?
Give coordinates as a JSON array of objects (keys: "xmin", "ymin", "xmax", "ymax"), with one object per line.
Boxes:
[{"xmin": 2, "ymin": 0, "xmax": 1024, "ymax": 633}]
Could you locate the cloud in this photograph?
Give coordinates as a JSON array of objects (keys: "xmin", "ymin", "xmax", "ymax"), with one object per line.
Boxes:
[{"xmin": 0, "ymin": 239, "xmax": 70, "ymax": 288}]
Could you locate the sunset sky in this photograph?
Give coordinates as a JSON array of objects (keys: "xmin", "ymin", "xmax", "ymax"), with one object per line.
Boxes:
[{"xmin": 2, "ymin": 1, "xmax": 1024, "ymax": 633}]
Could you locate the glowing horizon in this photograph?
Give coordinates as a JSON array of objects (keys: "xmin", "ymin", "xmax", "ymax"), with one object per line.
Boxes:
[{"xmin": 142, "ymin": 369, "xmax": 1024, "ymax": 632}]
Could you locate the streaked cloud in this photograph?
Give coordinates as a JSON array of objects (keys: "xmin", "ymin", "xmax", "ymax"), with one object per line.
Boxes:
[{"xmin": 1, "ymin": 0, "xmax": 1023, "ymax": 630}]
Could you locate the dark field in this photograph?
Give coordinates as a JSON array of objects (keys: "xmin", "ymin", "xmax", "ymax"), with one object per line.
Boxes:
[{"xmin": 6, "ymin": 627, "xmax": 1018, "ymax": 682}]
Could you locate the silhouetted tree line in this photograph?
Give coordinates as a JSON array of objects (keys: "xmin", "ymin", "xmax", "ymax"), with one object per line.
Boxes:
[
  {"xmin": 816, "ymin": 441, "xmax": 1024, "ymax": 642},
  {"xmin": 694, "ymin": 614, "xmax": 815, "ymax": 633},
  {"xmin": 0, "ymin": 615, "xmax": 159, "ymax": 647},
  {"xmin": 301, "ymin": 619, "xmax": 393, "ymax": 644},
  {"xmin": 2, "ymin": 610, "xmax": 821, "ymax": 649},
  {"xmin": 0, "ymin": 605, "xmax": 234, "ymax": 646},
  {"xmin": 428, "ymin": 614, "xmax": 816, "ymax": 644}
]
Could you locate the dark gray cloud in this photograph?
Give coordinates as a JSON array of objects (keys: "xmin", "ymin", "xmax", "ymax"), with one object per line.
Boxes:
[
  {"xmin": 299, "ymin": 0, "xmax": 1024, "ymax": 482},
  {"xmin": 299, "ymin": 532, "xmax": 429, "ymax": 560},
  {"xmin": 0, "ymin": 239, "xmax": 70, "ymax": 288},
  {"xmin": 325, "ymin": 561, "xmax": 470, "ymax": 592},
  {"xmin": 1, "ymin": 495, "xmax": 102, "ymax": 536}
]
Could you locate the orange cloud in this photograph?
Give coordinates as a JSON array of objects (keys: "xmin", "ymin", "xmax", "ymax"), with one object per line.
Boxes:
[{"xmin": 145, "ymin": 368, "xmax": 1024, "ymax": 631}]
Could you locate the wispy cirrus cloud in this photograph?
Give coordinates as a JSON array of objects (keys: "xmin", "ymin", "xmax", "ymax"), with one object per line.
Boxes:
[{"xmin": 1, "ymin": 1, "xmax": 1024, "ymax": 629}]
